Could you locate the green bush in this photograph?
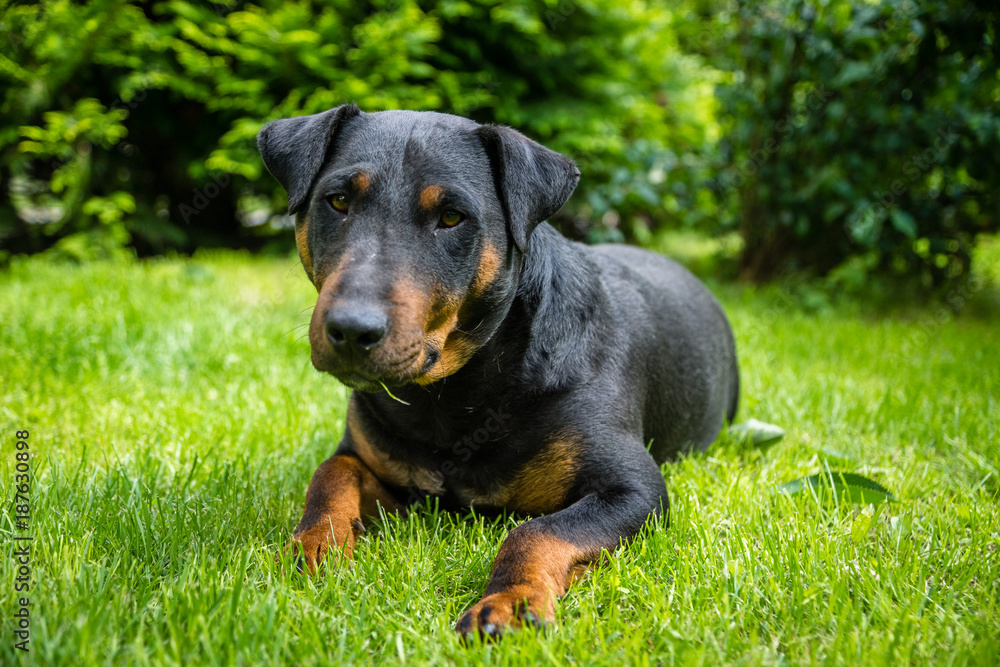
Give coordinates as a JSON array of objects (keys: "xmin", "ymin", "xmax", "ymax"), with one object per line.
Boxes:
[
  {"xmin": 0, "ymin": 0, "xmax": 715, "ymax": 259},
  {"xmin": 3, "ymin": 0, "xmax": 997, "ymax": 292},
  {"xmin": 674, "ymin": 0, "xmax": 1000, "ymax": 287}
]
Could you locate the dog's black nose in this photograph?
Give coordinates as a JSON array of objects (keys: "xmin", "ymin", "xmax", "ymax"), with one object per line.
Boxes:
[{"xmin": 324, "ymin": 306, "xmax": 388, "ymax": 352}]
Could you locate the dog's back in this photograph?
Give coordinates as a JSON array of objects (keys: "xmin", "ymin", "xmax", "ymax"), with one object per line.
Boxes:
[{"xmin": 589, "ymin": 243, "xmax": 739, "ymax": 462}]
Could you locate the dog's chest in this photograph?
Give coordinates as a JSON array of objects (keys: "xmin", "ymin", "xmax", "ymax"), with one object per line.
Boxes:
[
  {"xmin": 351, "ymin": 433, "xmax": 530, "ymax": 510},
  {"xmin": 352, "ymin": 431, "xmax": 576, "ymax": 516}
]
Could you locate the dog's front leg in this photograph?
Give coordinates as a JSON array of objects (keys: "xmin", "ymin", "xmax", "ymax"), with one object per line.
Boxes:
[
  {"xmin": 282, "ymin": 453, "xmax": 401, "ymax": 573},
  {"xmin": 456, "ymin": 468, "xmax": 667, "ymax": 637}
]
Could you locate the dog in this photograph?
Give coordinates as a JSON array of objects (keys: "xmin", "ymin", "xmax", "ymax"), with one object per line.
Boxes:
[{"xmin": 257, "ymin": 104, "xmax": 739, "ymax": 637}]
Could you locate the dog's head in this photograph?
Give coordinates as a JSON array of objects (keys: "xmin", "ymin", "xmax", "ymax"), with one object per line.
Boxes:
[{"xmin": 257, "ymin": 105, "xmax": 579, "ymax": 391}]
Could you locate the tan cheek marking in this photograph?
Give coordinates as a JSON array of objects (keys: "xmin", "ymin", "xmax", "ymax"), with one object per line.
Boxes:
[
  {"xmin": 388, "ymin": 278, "xmax": 479, "ymax": 385},
  {"xmin": 387, "ymin": 278, "xmax": 470, "ymax": 385},
  {"xmin": 417, "ymin": 243, "xmax": 503, "ymax": 382},
  {"xmin": 309, "ymin": 261, "xmax": 350, "ymax": 363},
  {"xmin": 419, "ymin": 185, "xmax": 444, "ymax": 211},
  {"xmin": 386, "ymin": 278, "xmax": 434, "ymax": 369},
  {"xmin": 420, "ymin": 244, "xmax": 504, "ymax": 382},
  {"xmin": 295, "ymin": 217, "xmax": 313, "ymax": 278},
  {"xmin": 352, "ymin": 172, "xmax": 371, "ymax": 194},
  {"xmin": 415, "ymin": 290, "xmax": 475, "ymax": 385},
  {"xmin": 471, "ymin": 242, "xmax": 502, "ymax": 296},
  {"xmin": 415, "ymin": 335, "xmax": 477, "ymax": 384}
]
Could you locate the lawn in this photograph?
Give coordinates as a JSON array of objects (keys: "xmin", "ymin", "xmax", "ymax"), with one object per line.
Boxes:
[{"xmin": 1, "ymin": 247, "xmax": 998, "ymax": 666}]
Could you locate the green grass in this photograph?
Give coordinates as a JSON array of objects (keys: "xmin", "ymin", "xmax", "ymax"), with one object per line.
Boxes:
[{"xmin": 1, "ymin": 249, "xmax": 998, "ymax": 666}]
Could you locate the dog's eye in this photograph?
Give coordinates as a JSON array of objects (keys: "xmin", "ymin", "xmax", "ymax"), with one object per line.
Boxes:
[
  {"xmin": 329, "ymin": 194, "xmax": 349, "ymax": 213},
  {"xmin": 439, "ymin": 210, "xmax": 464, "ymax": 228}
]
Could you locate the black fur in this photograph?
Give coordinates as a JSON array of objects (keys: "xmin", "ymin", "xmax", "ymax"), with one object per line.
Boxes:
[{"xmin": 476, "ymin": 124, "xmax": 581, "ymax": 253}]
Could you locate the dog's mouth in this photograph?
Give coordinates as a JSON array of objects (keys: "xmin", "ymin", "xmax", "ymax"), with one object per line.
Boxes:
[
  {"xmin": 333, "ymin": 371, "xmax": 387, "ymax": 393},
  {"xmin": 322, "ymin": 348, "xmax": 441, "ymax": 392}
]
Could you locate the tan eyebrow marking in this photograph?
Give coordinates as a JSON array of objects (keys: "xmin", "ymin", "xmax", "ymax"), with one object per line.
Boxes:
[
  {"xmin": 419, "ymin": 185, "xmax": 444, "ymax": 210},
  {"xmin": 352, "ymin": 172, "xmax": 371, "ymax": 193}
]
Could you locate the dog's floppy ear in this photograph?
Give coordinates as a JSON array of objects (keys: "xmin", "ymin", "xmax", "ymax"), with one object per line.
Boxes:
[
  {"xmin": 477, "ymin": 125, "xmax": 580, "ymax": 253},
  {"xmin": 257, "ymin": 104, "xmax": 362, "ymax": 214}
]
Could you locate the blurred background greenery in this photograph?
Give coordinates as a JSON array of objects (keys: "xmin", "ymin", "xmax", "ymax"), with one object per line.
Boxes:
[{"xmin": 1, "ymin": 0, "xmax": 997, "ymax": 294}]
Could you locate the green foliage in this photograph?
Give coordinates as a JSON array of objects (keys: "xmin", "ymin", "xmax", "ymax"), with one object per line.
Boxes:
[
  {"xmin": 2, "ymin": 0, "xmax": 997, "ymax": 290},
  {"xmin": 0, "ymin": 0, "xmax": 716, "ymax": 257},
  {"xmin": 12, "ymin": 98, "xmax": 135, "ymax": 260},
  {"xmin": 675, "ymin": 0, "xmax": 1000, "ymax": 287},
  {"xmin": 0, "ymin": 0, "xmax": 149, "ymax": 259},
  {"xmin": 778, "ymin": 471, "xmax": 897, "ymax": 504},
  {"xmin": 726, "ymin": 418, "xmax": 786, "ymax": 450}
]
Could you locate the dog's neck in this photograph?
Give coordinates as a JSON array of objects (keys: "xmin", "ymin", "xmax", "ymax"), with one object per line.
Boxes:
[{"xmin": 353, "ymin": 223, "xmax": 608, "ymax": 450}]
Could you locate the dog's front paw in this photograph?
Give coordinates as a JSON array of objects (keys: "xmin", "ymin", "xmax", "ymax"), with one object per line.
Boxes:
[
  {"xmin": 455, "ymin": 586, "xmax": 555, "ymax": 639},
  {"xmin": 277, "ymin": 516, "xmax": 365, "ymax": 574}
]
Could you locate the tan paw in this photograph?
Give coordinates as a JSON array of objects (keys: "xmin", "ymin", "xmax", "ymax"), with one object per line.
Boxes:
[
  {"xmin": 276, "ymin": 516, "xmax": 364, "ymax": 574},
  {"xmin": 455, "ymin": 586, "xmax": 555, "ymax": 639}
]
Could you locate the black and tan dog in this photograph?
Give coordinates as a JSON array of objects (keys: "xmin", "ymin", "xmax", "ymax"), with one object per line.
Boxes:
[{"xmin": 257, "ymin": 104, "xmax": 739, "ymax": 637}]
